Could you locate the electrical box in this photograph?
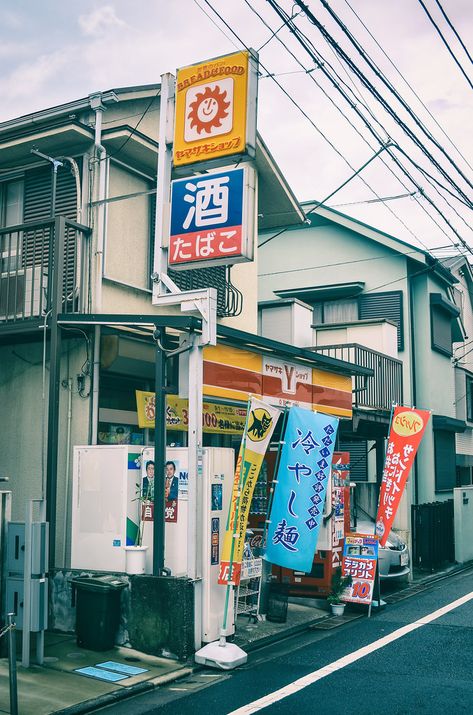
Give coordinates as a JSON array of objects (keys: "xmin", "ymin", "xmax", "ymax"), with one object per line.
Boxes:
[
  {"xmin": 7, "ymin": 522, "xmax": 49, "ymax": 575},
  {"xmin": 6, "ymin": 576, "xmax": 48, "ymax": 631}
]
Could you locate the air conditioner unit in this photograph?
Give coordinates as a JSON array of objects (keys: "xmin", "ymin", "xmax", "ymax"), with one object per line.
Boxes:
[{"xmin": 0, "ymin": 266, "xmax": 48, "ymax": 319}]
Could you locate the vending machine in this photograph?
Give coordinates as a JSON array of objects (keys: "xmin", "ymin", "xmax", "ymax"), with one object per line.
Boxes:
[
  {"xmin": 273, "ymin": 452, "xmax": 351, "ymax": 597},
  {"xmin": 71, "ymin": 445, "xmax": 235, "ymax": 642}
]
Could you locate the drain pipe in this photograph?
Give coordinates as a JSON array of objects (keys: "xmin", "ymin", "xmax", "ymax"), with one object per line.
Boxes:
[{"xmin": 90, "ymin": 93, "xmax": 107, "ymax": 444}]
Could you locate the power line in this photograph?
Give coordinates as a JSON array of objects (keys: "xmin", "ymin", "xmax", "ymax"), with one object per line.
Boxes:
[
  {"xmin": 416, "ymin": 0, "xmax": 473, "ymax": 90},
  {"xmin": 92, "ymin": 90, "xmax": 160, "ymax": 165},
  {"xmin": 309, "ymin": 0, "xmax": 473, "ymax": 201},
  {"xmin": 258, "ymin": 243, "xmax": 455, "ymax": 277},
  {"xmin": 264, "ymin": 0, "xmax": 473, "ymax": 256},
  {"xmin": 342, "ymin": 0, "xmax": 473, "ymax": 173},
  {"xmin": 434, "ymin": 0, "xmax": 473, "ymax": 67},
  {"xmin": 242, "ymin": 0, "xmax": 432, "ymax": 250},
  {"xmin": 196, "ymin": 0, "xmax": 428, "ymax": 250},
  {"xmin": 329, "ymin": 192, "xmax": 418, "ymax": 208},
  {"xmin": 198, "ymin": 0, "xmax": 470, "ymax": 259}
]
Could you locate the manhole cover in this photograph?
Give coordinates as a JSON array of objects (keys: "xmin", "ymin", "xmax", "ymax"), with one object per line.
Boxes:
[
  {"xmin": 66, "ymin": 652, "xmax": 86, "ymax": 659},
  {"xmin": 43, "ymin": 656, "xmax": 59, "ymax": 663}
]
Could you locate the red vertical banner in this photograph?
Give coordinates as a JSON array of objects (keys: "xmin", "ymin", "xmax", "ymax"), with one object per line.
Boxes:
[{"xmin": 376, "ymin": 406, "xmax": 430, "ymax": 546}]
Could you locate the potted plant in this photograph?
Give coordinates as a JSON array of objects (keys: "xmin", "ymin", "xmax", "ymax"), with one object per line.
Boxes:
[
  {"xmin": 123, "ymin": 480, "xmax": 151, "ymax": 575},
  {"xmin": 327, "ymin": 567, "xmax": 352, "ymax": 616}
]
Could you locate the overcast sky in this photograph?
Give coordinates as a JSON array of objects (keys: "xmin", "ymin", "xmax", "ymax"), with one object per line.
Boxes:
[{"xmin": 1, "ymin": 0, "xmax": 472, "ymax": 253}]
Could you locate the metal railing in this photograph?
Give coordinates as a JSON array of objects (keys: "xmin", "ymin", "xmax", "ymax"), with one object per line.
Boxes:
[
  {"xmin": 312, "ymin": 343, "xmax": 403, "ymax": 410},
  {"xmin": 0, "ymin": 217, "xmax": 91, "ymax": 325}
]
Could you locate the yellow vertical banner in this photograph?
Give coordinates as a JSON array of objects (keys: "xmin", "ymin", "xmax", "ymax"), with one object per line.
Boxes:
[{"xmin": 218, "ymin": 397, "xmax": 281, "ymax": 586}]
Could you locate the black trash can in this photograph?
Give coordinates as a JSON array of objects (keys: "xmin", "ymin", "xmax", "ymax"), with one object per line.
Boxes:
[
  {"xmin": 267, "ymin": 584, "xmax": 289, "ymax": 623},
  {"xmin": 73, "ymin": 575, "xmax": 127, "ymax": 651}
]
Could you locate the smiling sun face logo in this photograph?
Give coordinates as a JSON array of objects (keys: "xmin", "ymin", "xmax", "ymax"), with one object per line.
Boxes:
[
  {"xmin": 184, "ymin": 78, "xmax": 234, "ymax": 142},
  {"xmin": 188, "ymin": 85, "xmax": 230, "ymax": 135}
]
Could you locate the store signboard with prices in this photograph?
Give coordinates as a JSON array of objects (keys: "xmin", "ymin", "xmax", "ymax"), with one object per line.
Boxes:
[
  {"xmin": 342, "ymin": 534, "xmax": 379, "ymax": 605},
  {"xmin": 169, "ymin": 166, "xmax": 255, "ymax": 270},
  {"xmin": 173, "ymin": 50, "xmax": 258, "ymax": 168}
]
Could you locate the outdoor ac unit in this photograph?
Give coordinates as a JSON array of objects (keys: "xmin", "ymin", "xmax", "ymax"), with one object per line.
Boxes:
[{"xmin": 0, "ymin": 266, "xmax": 48, "ymax": 319}]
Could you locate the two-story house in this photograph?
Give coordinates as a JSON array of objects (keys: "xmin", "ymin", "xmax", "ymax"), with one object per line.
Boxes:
[
  {"xmin": 0, "ymin": 85, "xmax": 372, "ymax": 607},
  {"xmin": 259, "ymin": 202, "xmax": 467, "ymax": 563}
]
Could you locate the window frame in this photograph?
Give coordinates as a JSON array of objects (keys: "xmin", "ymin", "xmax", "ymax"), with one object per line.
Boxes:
[{"xmin": 434, "ymin": 428, "xmax": 457, "ymax": 492}]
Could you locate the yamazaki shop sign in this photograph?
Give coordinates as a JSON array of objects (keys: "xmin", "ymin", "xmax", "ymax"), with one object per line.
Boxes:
[
  {"xmin": 136, "ymin": 346, "xmax": 353, "ymax": 430},
  {"xmin": 202, "ymin": 345, "xmax": 353, "ymax": 418}
]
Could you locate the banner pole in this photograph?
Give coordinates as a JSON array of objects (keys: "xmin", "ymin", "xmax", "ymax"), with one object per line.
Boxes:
[
  {"xmin": 220, "ymin": 398, "xmax": 252, "ymax": 638},
  {"xmin": 262, "ymin": 405, "xmax": 289, "ymax": 550}
]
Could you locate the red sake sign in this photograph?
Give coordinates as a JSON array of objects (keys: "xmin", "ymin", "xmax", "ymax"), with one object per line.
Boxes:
[{"xmin": 376, "ymin": 406, "xmax": 430, "ymax": 547}]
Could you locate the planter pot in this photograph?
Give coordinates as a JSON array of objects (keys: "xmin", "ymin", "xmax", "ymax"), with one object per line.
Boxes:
[
  {"xmin": 124, "ymin": 545, "xmax": 148, "ymax": 575},
  {"xmin": 330, "ymin": 602, "xmax": 346, "ymax": 616}
]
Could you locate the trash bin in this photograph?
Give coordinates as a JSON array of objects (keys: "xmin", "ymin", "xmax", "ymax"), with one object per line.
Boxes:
[
  {"xmin": 267, "ymin": 584, "xmax": 288, "ymax": 623},
  {"xmin": 72, "ymin": 575, "xmax": 127, "ymax": 651}
]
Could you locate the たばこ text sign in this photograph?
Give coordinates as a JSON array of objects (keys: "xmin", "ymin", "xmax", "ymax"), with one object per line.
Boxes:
[
  {"xmin": 168, "ymin": 166, "xmax": 255, "ymax": 270},
  {"xmin": 376, "ymin": 406, "xmax": 430, "ymax": 547}
]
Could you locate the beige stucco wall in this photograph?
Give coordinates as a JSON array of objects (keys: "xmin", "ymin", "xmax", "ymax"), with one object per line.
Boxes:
[{"xmin": 104, "ymin": 163, "xmax": 151, "ymax": 291}]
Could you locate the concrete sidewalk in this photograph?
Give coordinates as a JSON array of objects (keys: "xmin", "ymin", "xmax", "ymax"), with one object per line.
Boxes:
[{"xmin": 0, "ymin": 602, "xmax": 327, "ymax": 715}]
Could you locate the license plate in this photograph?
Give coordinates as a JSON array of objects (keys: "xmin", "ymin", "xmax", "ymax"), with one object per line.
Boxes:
[{"xmin": 400, "ymin": 552, "xmax": 408, "ymax": 566}]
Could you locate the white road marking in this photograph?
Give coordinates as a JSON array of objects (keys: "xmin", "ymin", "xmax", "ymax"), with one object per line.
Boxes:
[{"xmin": 228, "ymin": 590, "xmax": 473, "ymax": 715}]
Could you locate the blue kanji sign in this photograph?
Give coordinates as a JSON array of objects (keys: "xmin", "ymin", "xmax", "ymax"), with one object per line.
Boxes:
[
  {"xmin": 168, "ymin": 166, "xmax": 254, "ymax": 270},
  {"xmin": 264, "ymin": 407, "xmax": 339, "ymax": 572}
]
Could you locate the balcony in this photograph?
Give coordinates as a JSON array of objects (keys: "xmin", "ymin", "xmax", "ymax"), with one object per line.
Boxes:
[
  {"xmin": 0, "ymin": 217, "xmax": 91, "ymax": 333},
  {"xmin": 311, "ymin": 343, "xmax": 403, "ymax": 411}
]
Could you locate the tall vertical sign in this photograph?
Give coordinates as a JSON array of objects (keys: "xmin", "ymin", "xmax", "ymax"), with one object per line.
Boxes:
[
  {"xmin": 376, "ymin": 406, "xmax": 430, "ymax": 546},
  {"xmin": 264, "ymin": 407, "xmax": 339, "ymax": 572},
  {"xmin": 173, "ymin": 50, "xmax": 258, "ymax": 168}
]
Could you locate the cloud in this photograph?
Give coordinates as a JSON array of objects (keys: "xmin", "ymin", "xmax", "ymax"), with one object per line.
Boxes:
[{"xmin": 78, "ymin": 5, "xmax": 126, "ymax": 37}]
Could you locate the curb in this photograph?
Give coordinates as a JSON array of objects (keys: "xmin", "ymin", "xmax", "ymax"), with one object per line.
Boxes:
[
  {"xmin": 53, "ymin": 667, "xmax": 194, "ymax": 715},
  {"xmin": 234, "ymin": 613, "xmax": 329, "ymax": 653}
]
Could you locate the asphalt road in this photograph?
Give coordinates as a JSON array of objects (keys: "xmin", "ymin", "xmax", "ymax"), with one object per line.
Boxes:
[{"xmin": 97, "ymin": 569, "xmax": 473, "ymax": 715}]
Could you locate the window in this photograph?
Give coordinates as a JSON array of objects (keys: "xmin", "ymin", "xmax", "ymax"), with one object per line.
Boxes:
[
  {"xmin": 359, "ymin": 291, "xmax": 404, "ymax": 350},
  {"xmin": 0, "ymin": 178, "xmax": 24, "ymax": 272},
  {"xmin": 339, "ymin": 439, "xmax": 368, "ymax": 481},
  {"xmin": 434, "ymin": 430, "xmax": 456, "ymax": 491},
  {"xmin": 312, "ymin": 298, "xmax": 358, "ymax": 325},
  {"xmin": 430, "ymin": 294, "xmax": 460, "ymax": 357},
  {"xmin": 431, "ymin": 306, "xmax": 452, "ymax": 355},
  {"xmin": 467, "ymin": 376, "xmax": 473, "ymax": 423}
]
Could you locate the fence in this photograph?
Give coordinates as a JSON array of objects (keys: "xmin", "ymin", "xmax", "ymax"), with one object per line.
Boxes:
[
  {"xmin": 411, "ymin": 500, "xmax": 455, "ymax": 571},
  {"xmin": 311, "ymin": 343, "xmax": 403, "ymax": 411},
  {"xmin": 0, "ymin": 217, "xmax": 91, "ymax": 325}
]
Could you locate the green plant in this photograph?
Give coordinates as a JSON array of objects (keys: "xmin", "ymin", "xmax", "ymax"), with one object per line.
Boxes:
[{"xmin": 327, "ymin": 567, "xmax": 353, "ymax": 605}]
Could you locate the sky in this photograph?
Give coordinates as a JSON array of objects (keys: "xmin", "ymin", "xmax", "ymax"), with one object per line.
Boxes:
[{"xmin": 1, "ymin": 0, "xmax": 472, "ymax": 254}]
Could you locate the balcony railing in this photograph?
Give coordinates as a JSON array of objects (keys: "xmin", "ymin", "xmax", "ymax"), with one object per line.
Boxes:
[
  {"xmin": 0, "ymin": 217, "xmax": 91, "ymax": 326},
  {"xmin": 312, "ymin": 343, "xmax": 403, "ymax": 410}
]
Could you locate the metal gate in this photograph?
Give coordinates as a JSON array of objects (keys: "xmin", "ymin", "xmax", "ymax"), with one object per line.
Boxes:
[{"xmin": 411, "ymin": 500, "xmax": 454, "ymax": 571}]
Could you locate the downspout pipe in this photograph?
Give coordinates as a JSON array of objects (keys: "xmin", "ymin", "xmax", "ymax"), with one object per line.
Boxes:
[{"xmin": 89, "ymin": 92, "xmax": 117, "ymax": 443}]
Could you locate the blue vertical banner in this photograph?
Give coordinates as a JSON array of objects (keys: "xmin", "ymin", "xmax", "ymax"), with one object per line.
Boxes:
[{"xmin": 264, "ymin": 407, "xmax": 339, "ymax": 572}]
